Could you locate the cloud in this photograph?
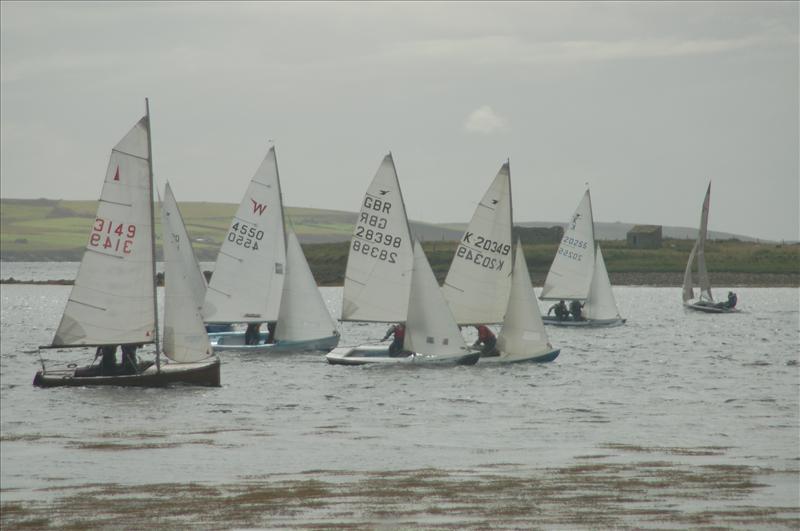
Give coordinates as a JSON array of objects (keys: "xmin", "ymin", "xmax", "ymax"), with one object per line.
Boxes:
[{"xmin": 464, "ymin": 106, "xmax": 508, "ymax": 135}]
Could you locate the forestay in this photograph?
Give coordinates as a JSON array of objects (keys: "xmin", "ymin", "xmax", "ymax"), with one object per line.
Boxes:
[
  {"xmin": 341, "ymin": 153, "xmax": 414, "ymax": 322},
  {"xmin": 404, "ymin": 241, "xmax": 468, "ymax": 357},
  {"xmin": 51, "ymin": 117, "xmax": 156, "ymax": 347},
  {"xmin": 161, "ymin": 188, "xmax": 213, "ymax": 363},
  {"xmin": 497, "ymin": 241, "xmax": 552, "ymax": 359},
  {"xmin": 540, "ymin": 189, "xmax": 596, "ymax": 301},
  {"xmin": 583, "ymin": 246, "xmax": 621, "ymax": 320},
  {"xmin": 203, "ymin": 147, "xmax": 287, "ymax": 323},
  {"xmin": 276, "ymin": 228, "xmax": 338, "ymax": 341},
  {"xmin": 161, "ymin": 182, "xmax": 207, "ymax": 311},
  {"xmin": 442, "ymin": 162, "xmax": 513, "ymax": 325}
]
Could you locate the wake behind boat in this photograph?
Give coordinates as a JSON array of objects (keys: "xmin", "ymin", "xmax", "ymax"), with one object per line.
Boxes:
[
  {"xmin": 34, "ymin": 101, "xmax": 220, "ymax": 388},
  {"xmin": 682, "ymin": 183, "xmax": 740, "ymax": 314}
]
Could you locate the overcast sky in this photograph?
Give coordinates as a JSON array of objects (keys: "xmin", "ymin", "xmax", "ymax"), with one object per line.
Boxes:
[{"xmin": 2, "ymin": 1, "xmax": 798, "ymax": 241}]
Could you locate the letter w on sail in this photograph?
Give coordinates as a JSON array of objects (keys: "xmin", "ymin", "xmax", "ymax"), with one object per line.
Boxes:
[{"xmin": 251, "ymin": 199, "xmax": 268, "ymax": 215}]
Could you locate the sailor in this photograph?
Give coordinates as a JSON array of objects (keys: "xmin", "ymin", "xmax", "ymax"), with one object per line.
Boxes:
[
  {"xmin": 720, "ymin": 291, "xmax": 738, "ymax": 309},
  {"xmin": 265, "ymin": 322, "xmax": 277, "ymax": 344},
  {"xmin": 473, "ymin": 325, "xmax": 499, "ymax": 356},
  {"xmin": 121, "ymin": 344, "xmax": 139, "ymax": 374},
  {"xmin": 382, "ymin": 323, "xmax": 406, "ymax": 355},
  {"xmin": 98, "ymin": 345, "xmax": 118, "ymax": 376},
  {"xmin": 244, "ymin": 323, "xmax": 261, "ymax": 345},
  {"xmin": 548, "ymin": 300, "xmax": 569, "ymax": 320},
  {"xmin": 569, "ymin": 299, "xmax": 585, "ymax": 321}
]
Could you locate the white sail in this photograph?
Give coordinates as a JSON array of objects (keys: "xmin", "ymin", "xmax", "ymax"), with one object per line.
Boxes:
[
  {"xmin": 276, "ymin": 228, "xmax": 338, "ymax": 341},
  {"xmin": 696, "ymin": 183, "xmax": 713, "ymax": 301},
  {"xmin": 161, "ymin": 192, "xmax": 213, "ymax": 363},
  {"xmin": 682, "ymin": 241, "xmax": 698, "ymax": 302},
  {"xmin": 497, "ymin": 241, "xmax": 552, "ymax": 360},
  {"xmin": 52, "ymin": 116, "xmax": 156, "ymax": 347},
  {"xmin": 540, "ymin": 189, "xmax": 596, "ymax": 301},
  {"xmin": 403, "ymin": 240, "xmax": 469, "ymax": 358},
  {"xmin": 202, "ymin": 147, "xmax": 287, "ymax": 323},
  {"xmin": 583, "ymin": 246, "xmax": 621, "ymax": 320},
  {"xmin": 161, "ymin": 182, "xmax": 207, "ymax": 311},
  {"xmin": 442, "ymin": 162, "xmax": 513, "ymax": 325},
  {"xmin": 341, "ymin": 153, "xmax": 414, "ymax": 322}
]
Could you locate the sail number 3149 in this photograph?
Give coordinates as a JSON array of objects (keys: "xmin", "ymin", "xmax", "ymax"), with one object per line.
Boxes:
[{"xmin": 89, "ymin": 217, "xmax": 136, "ymax": 254}]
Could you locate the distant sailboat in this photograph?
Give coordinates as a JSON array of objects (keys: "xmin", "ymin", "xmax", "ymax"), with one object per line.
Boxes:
[
  {"xmin": 682, "ymin": 183, "xmax": 740, "ymax": 313},
  {"xmin": 34, "ymin": 101, "xmax": 220, "ymax": 387},
  {"xmin": 540, "ymin": 189, "xmax": 625, "ymax": 327},
  {"xmin": 203, "ymin": 146, "xmax": 339, "ymax": 353}
]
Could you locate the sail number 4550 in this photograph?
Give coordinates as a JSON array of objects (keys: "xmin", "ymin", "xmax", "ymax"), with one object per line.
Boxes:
[{"xmin": 227, "ymin": 222, "xmax": 264, "ymax": 250}]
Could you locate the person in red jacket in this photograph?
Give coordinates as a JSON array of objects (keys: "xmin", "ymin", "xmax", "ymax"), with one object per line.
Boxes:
[
  {"xmin": 473, "ymin": 325, "xmax": 499, "ymax": 356},
  {"xmin": 382, "ymin": 323, "xmax": 407, "ymax": 356}
]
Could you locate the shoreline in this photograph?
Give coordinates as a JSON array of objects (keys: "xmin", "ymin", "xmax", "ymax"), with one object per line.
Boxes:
[{"xmin": 2, "ymin": 272, "xmax": 798, "ymax": 288}]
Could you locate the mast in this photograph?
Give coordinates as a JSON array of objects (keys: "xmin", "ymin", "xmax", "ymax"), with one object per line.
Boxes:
[
  {"xmin": 507, "ymin": 158, "xmax": 515, "ymax": 275},
  {"xmin": 145, "ymin": 98, "xmax": 161, "ymax": 370}
]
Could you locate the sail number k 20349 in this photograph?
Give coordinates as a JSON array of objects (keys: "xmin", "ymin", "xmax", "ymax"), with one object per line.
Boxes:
[
  {"xmin": 89, "ymin": 217, "xmax": 136, "ymax": 254},
  {"xmin": 227, "ymin": 222, "xmax": 264, "ymax": 250}
]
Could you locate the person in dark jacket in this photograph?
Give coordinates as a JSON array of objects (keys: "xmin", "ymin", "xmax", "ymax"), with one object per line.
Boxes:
[
  {"xmin": 245, "ymin": 323, "xmax": 261, "ymax": 345},
  {"xmin": 473, "ymin": 325, "xmax": 499, "ymax": 356},
  {"xmin": 569, "ymin": 299, "xmax": 585, "ymax": 321},
  {"xmin": 382, "ymin": 323, "xmax": 406, "ymax": 356}
]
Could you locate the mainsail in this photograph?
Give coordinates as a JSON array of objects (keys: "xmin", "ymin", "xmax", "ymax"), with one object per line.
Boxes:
[
  {"xmin": 403, "ymin": 241, "xmax": 468, "ymax": 357},
  {"xmin": 442, "ymin": 162, "xmax": 513, "ymax": 325},
  {"xmin": 202, "ymin": 147, "xmax": 287, "ymax": 323},
  {"xmin": 497, "ymin": 241, "xmax": 551, "ymax": 359},
  {"xmin": 682, "ymin": 182, "xmax": 714, "ymax": 303},
  {"xmin": 276, "ymin": 228, "xmax": 338, "ymax": 341},
  {"xmin": 51, "ymin": 116, "xmax": 156, "ymax": 347},
  {"xmin": 341, "ymin": 153, "xmax": 414, "ymax": 322},
  {"xmin": 161, "ymin": 186, "xmax": 213, "ymax": 363},
  {"xmin": 540, "ymin": 189, "xmax": 596, "ymax": 301}
]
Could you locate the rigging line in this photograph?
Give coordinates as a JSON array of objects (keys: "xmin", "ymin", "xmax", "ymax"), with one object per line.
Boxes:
[
  {"xmin": 98, "ymin": 199, "xmax": 133, "ymax": 208},
  {"xmin": 85, "ymin": 248, "xmax": 126, "ymax": 259}
]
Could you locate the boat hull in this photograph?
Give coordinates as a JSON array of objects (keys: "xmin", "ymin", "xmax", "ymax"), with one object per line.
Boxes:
[
  {"xmin": 325, "ymin": 345, "xmax": 480, "ymax": 366},
  {"xmin": 542, "ymin": 316, "xmax": 626, "ymax": 328},
  {"xmin": 684, "ymin": 302, "xmax": 741, "ymax": 314},
  {"xmin": 33, "ymin": 358, "xmax": 221, "ymax": 388},
  {"xmin": 209, "ymin": 332, "xmax": 340, "ymax": 354},
  {"xmin": 478, "ymin": 348, "xmax": 560, "ymax": 364}
]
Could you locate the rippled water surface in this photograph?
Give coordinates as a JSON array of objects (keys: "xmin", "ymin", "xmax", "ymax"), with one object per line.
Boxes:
[{"xmin": 1, "ymin": 265, "xmax": 798, "ymax": 529}]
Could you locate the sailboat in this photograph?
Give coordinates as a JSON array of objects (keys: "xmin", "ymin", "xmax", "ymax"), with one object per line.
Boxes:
[
  {"xmin": 203, "ymin": 146, "xmax": 340, "ymax": 353},
  {"xmin": 682, "ymin": 183, "xmax": 740, "ymax": 313},
  {"xmin": 481, "ymin": 241, "xmax": 560, "ymax": 364},
  {"xmin": 33, "ymin": 102, "xmax": 221, "ymax": 387},
  {"xmin": 539, "ymin": 189, "xmax": 626, "ymax": 327},
  {"xmin": 326, "ymin": 240, "xmax": 480, "ymax": 366},
  {"xmin": 326, "ymin": 153, "xmax": 477, "ymax": 365}
]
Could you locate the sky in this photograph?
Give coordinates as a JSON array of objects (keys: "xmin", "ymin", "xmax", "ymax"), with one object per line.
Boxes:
[{"xmin": 1, "ymin": 1, "xmax": 798, "ymax": 242}]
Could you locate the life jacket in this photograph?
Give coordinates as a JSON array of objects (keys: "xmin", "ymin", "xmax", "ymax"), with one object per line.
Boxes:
[
  {"xmin": 394, "ymin": 325, "xmax": 405, "ymax": 342},
  {"xmin": 477, "ymin": 325, "xmax": 494, "ymax": 342}
]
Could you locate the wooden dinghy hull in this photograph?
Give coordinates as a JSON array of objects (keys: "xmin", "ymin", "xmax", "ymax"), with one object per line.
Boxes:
[{"xmin": 33, "ymin": 358, "xmax": 221, "ymax": 388}]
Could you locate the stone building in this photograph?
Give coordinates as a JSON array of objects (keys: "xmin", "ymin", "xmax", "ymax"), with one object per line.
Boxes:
[{"xmin": 627, "ymin": 225, "xmax": 662, "ymax": 249}]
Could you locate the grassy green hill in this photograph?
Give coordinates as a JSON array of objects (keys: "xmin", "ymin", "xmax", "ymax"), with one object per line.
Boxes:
[{"xmin": 2, "ymin": 198, "xmax": 798, "ymax": 286}]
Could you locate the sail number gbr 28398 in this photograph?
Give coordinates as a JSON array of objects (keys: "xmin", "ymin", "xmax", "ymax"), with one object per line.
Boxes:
[
  {"xmin": 351, "ymin": 195, "xmax": 400, "ymax": 264},
  {"xmin": 227, "ymin": 222, "xmax": 264, "ymax": 250}
]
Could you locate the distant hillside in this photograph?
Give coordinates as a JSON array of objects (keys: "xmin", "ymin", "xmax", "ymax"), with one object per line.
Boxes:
[{"xmin": 0, "ymin": 198, "xmax": 766, "ymax": 261}]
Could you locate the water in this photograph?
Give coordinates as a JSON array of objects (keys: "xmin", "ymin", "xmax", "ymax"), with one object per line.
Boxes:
[{"xmin": 1, "ymin": 265, "xmax": 798, "ymax": 529}]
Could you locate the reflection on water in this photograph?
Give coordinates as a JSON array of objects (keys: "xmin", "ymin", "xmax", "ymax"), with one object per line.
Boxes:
[{"xmin": 1, "ymin": 272, "xmax": 798, "ymax": 528}]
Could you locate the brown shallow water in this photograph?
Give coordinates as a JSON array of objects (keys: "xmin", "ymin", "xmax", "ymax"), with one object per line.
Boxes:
[{"xmin": 1, "ymin": 277, "xmax": 799, "ymax": 529}]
